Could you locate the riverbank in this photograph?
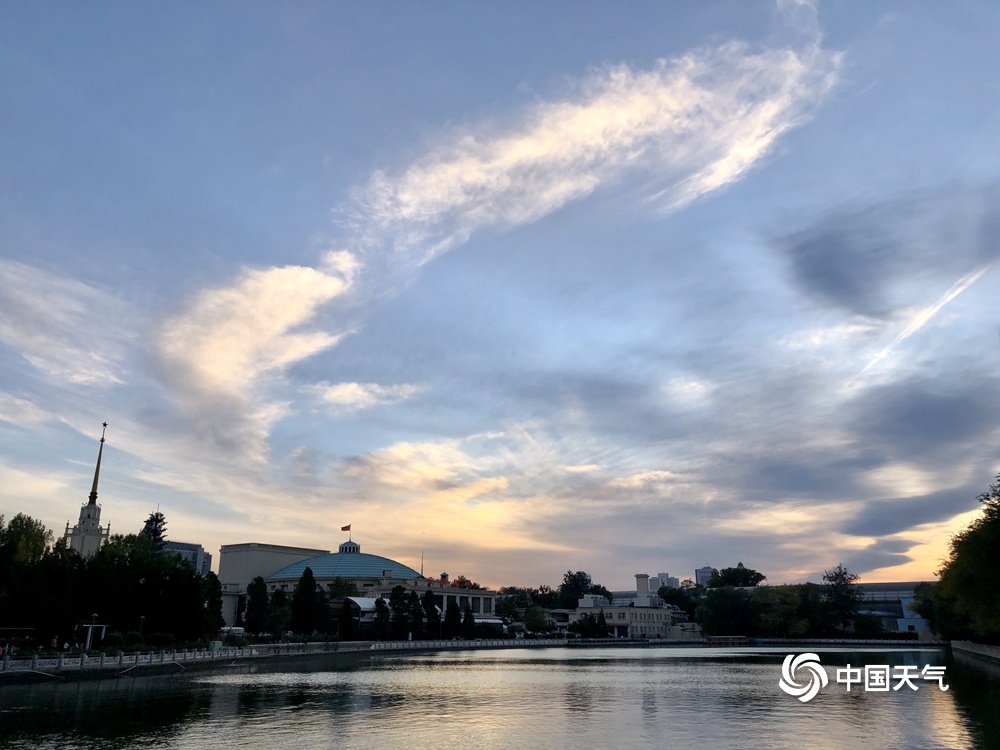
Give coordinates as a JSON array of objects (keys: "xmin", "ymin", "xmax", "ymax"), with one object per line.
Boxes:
[
  {"xmin": 951, "ymin": 640, "xmax": 1000, "ymax": 679},
  {"xmin": 0, "ymin": 635, "xmax": 947, "ymax": 685}
]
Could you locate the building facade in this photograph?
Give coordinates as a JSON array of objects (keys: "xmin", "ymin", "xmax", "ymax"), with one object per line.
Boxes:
[
  {"xmin": 695, "ymin": 566, "xmax": 717, "ymax": 588},
  {"xmin": 265, "ymin": 540, "xmax": 498, "ymax": 624},
  {"xmin": 855, "ymin": 581, "xmax": 933, "ymax": 634},
  {"xmin": 163, "ymin": 540, "xmax": 213, "ymax": 576},
  {"xmin": 575, "ymin": 573, "xmax": 697, "ymax": 639},
  {"xmin": 218, "ymin": 542, "xmax": 329, "ymax": 626}
]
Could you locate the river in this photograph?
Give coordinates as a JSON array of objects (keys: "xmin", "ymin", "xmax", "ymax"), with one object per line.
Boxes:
[{"xmin": 2, "ymin": 646, "xmax": 998, "ymax": 749}]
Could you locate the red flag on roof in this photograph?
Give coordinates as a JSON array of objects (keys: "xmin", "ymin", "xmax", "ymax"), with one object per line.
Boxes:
[{"xmin": 341, "ymin": 524, "xmax": 351, "ymax": 532}]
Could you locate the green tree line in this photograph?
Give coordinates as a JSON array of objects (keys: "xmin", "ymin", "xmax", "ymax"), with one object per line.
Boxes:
[
  {"xmin": 242, "ymin": 572, "xmax": 491, "ymax": 642},
  {"xmin": 658, "ymin": 563, "xmax": 876, "ymax": 639},
  {"xmin": 912, "ymin": 474, "xmax": 1000, "ymax": 644},
  {"xmin": 0, "ymin": 512, "xmax": 223, "ymax": 652}
]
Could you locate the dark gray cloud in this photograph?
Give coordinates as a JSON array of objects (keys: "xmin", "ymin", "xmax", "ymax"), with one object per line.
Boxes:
[
  {"xmin": 846, "ymin": 376, "xmax": 1000, "ymax": 462},
  {"xmin": 842, "ymin": 539, "xmax": 918, "ymax": 578},
  {"xmin": 780, "ymin": 184, "xmax": 1000, "ymax": 316},
  {"xmin": 841, "ymin": 486, "xmax": 979, "ymax": 538}
]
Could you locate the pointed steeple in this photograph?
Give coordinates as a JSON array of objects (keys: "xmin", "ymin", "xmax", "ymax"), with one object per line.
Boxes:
[{"xmin": 88, "ymin": 422, "xmax": 108, "ymax": 505}]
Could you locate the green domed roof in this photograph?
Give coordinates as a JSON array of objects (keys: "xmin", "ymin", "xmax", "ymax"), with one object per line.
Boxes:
[{"xmin": 267, "ymin": 541, "xmax": 421, "ymax": 581}]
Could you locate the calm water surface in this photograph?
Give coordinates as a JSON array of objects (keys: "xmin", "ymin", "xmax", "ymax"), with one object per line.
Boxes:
[{"xmin": 2, "ymin": 647, "xmax": 998, "ymax": 749}]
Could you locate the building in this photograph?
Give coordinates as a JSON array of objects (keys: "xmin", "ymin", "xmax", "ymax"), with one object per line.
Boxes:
[
  {"xmin": 219, "ymin": 537, "xmax": 499, "ymax": 629},
  {"xmin": 218, "ymin": 542, "xmax": 329, "ymax": 626},
  {"xmin": 855, "ymin": 581, "xmax": 933, "ymax": 634},
  {"xmin": 575, "ymin": 574, "xmax": 697, "ymax": 639},
  {"xmin": 649, "ymin": 573, "xmax": 680, "ymax": 591},
  {"xmin": 63, "ymin": 423, "xmax": 111, "ymax": 558},
  {"xmin": 163, "ymin": 540, "xmax": 213, "ymax": 576},
  {"xmin": 695, "ymin": 566, "xmax": 716, "ymax": 588},
  {"xmin": 265, "ymin": 540, "xmax": 498, "ymax": 625}
]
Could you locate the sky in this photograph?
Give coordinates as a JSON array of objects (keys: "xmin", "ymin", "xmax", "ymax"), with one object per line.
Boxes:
[{"xmin": 2, "ymin": 1, "xmax": 998, "ymax": 590}]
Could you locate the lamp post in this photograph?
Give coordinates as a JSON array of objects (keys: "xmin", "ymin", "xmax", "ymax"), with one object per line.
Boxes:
[
  {"xmin": 85, "ymin": 613, "xmax": 97, "ymax": 652},
  {"xmin": 139, "ymin": 615, "xmax": 145, "ymax": 635}
]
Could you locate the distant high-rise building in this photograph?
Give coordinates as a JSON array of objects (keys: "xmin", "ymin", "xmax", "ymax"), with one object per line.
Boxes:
[
  {"xmin": 657, "ymin": 572, "xmax": 680, "ymax": 589},
  {"xmin": 695, "ymin": 566, "xmax": 716, "ymax": 587},
  {"xmin": 163, "ymin": 541, "xmax": 213, "ymax": 576},
  {"xmin": 63, "ymin": 423, "xmax": 111, "ymax": 558}
]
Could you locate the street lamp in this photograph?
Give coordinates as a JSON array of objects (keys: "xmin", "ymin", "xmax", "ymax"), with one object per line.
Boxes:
[
  {"xmin": 85, "ymin": 614, "xmax": 97, "ymax": 652},
  {"xmin": 139, "ymin": 615, "xmax": 145, "ymax": 635}
]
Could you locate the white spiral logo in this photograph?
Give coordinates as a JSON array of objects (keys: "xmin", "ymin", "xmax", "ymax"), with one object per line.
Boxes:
[{"xmin": 779, "ymin": 653, "xmax": 828, "ymax": 702}]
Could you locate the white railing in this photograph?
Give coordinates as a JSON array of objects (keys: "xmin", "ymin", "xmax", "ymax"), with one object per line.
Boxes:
[{"xmin": 0, "ymin": 638, "xmax": 572, "ymax": 675}]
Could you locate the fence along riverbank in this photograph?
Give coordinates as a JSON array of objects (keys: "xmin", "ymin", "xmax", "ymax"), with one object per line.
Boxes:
[
  {"xmin": 0, "ymin": 636, "xmax": 946, "ymax": 682},
  {"xmin": 0, "ymin": 638, "xmax": 572, "ymax": 681}
]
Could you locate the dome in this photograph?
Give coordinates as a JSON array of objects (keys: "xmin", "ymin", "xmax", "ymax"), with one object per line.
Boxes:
[{"xmin": 267, "ymin": 541, "xmax": 421, "ymax": 582}]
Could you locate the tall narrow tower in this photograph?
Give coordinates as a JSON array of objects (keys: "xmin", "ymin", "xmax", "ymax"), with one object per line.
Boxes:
[{"xmin": 64, "ymin": 423, "xmax": 111, "ymax": 557}]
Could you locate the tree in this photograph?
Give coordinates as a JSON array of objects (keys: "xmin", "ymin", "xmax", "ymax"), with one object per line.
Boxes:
[
  {"xmin": 559, "ymin": 571, "xmax": 592, "ymax": 608},
  {"xmin": 558, "ymin": 570, "xmax": 611, "ymax": 608},
  {"xmin": 290, "ymin": 567, "xmax": 319, "ymax": 636},
  {"xmin": 707, "ymin": 564, "xmax": 766, "ymax": 588},
  {"xmin": 695, "ymin": 587, "xmax": 757, "ymax": 636},
  {"xmin": 389, "ymin": 585, "xmax": 410, "ymax": 639},
  {"xmin": 496, "ymin": 587, "xmax": 534, "ymax": 619},
  {"xmin": 244, "ymin": 577, "xmax": 270, "ymax": 636},
  {"xmin": 201, "ymin": 572, "xmax": 225, "ymax": 637},
  {"xmin": 313, "ymin": 587, "xmax": 332, "ymax": 636},
  {"xmin": 443, "ymin": 599, "xmax": 462, "ymax": 638},
  {"xmin": 374, "ymin": 598, "xmax": 391, "ymax": 640},
  {"xmin": 86, "ymin": 533, "xmax": 204, "ymax": 642},
  {"xmin": 523, "ymin": 606, "xmax": 548, "ymax": 633},
  {"xmin": 407, "ymin": 591, "xmax": 425, "ymax": 640},
  {"xmin": 589, "ymin": 584, "xmax": 613, "ymax": 602},
  {"xmin": 139, "ymin": 512, "xmax": 168, "ymax": 551},
  {"xmin": 462, "ymin": 605, "xmax": 476, "ymax": 639},
  {"xmin": 338, "ymin": 599, "xmax": 359, "ymax": 640},
  {"xmin": 267, "ymin": 589, "xmax": 291, "ymax": 637},
  {"xmin": 532, "ymin": 585, "xmax": 558, "ymax": 608},
  {"xmin": 658, "ymin": 584, "xmax": 700, "ymax": 620},
  {"xmin": 822, "ymin": 564, "xmax": 863, "ymax": 633},
  {"xmin": 930, "ymin": 474, "xmax": 1000, "ymax": 642},
  {"xmin": 327, "ymin": 577, "xmax": 359, "ymax": 598},
  {"xmin": 422, "ymin": 590, "xmax": 441, "ymax": 639},
  {"xmin": 596, "ymin": 610, "xmax": 609, "ymax": 637},
  {"xmin": 0, "ymin": 513, "xmax": 53, "ymax": 564},
  {"xmin": 795, "ymin": 583, "xmax": 834, "ymax": 637}
]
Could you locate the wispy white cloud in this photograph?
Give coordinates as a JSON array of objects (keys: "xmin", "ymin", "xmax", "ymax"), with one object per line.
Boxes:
[
  {"xmin": 0, "ymin": 393, "xmax": 51, "ymax": 425},
  {"xmin": 313, "ymin": 381, "xmax": 420, "ymax": 413},
  {"xmin": 152, "ymin": 17, "xmax": 842, "ymax": 466},
  {"xmin": 356, "ymin": 38, "xmax": 841, "ymax": 266},
  {"xmin": 155, "ymin": 251, "xmax": 358, "ymax": 460},
  {"xmin": 0, "ymin": 260, "xmax": 130, "ymax": 385}
]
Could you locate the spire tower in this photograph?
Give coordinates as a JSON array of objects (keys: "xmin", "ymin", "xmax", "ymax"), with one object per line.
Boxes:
[
  {"xmin": 64, "ymin": 423, "xmax": 111, "ymax": 557},
  {"xmin": 88, "ymin": 421, "xmax": 107, "ymax": 505}
]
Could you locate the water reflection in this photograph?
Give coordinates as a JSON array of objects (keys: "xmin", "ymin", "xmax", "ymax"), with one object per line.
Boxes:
[
  {"xmin": 0, "ymin": 647, "xmax": 995, "ymax": 749},
  {"xmin": 0, "ymin": 675, "xmax": 213, "ymax": 748}
]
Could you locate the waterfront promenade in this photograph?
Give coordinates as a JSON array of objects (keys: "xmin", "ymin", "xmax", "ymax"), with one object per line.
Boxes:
[{"xmin": 0, "ymin": 636, "xmax": 945, "ymax": 682}]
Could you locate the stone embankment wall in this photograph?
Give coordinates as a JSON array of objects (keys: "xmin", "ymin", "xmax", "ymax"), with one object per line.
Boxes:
[{"xmin": 951, "ymin": 641, "xmax": 1000, "ymax": 661}]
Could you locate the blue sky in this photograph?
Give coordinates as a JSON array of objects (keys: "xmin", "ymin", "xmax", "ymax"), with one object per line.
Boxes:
[{"xmin": 2, "ymin": 1, "xmax": 998, "ymax": 589}]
